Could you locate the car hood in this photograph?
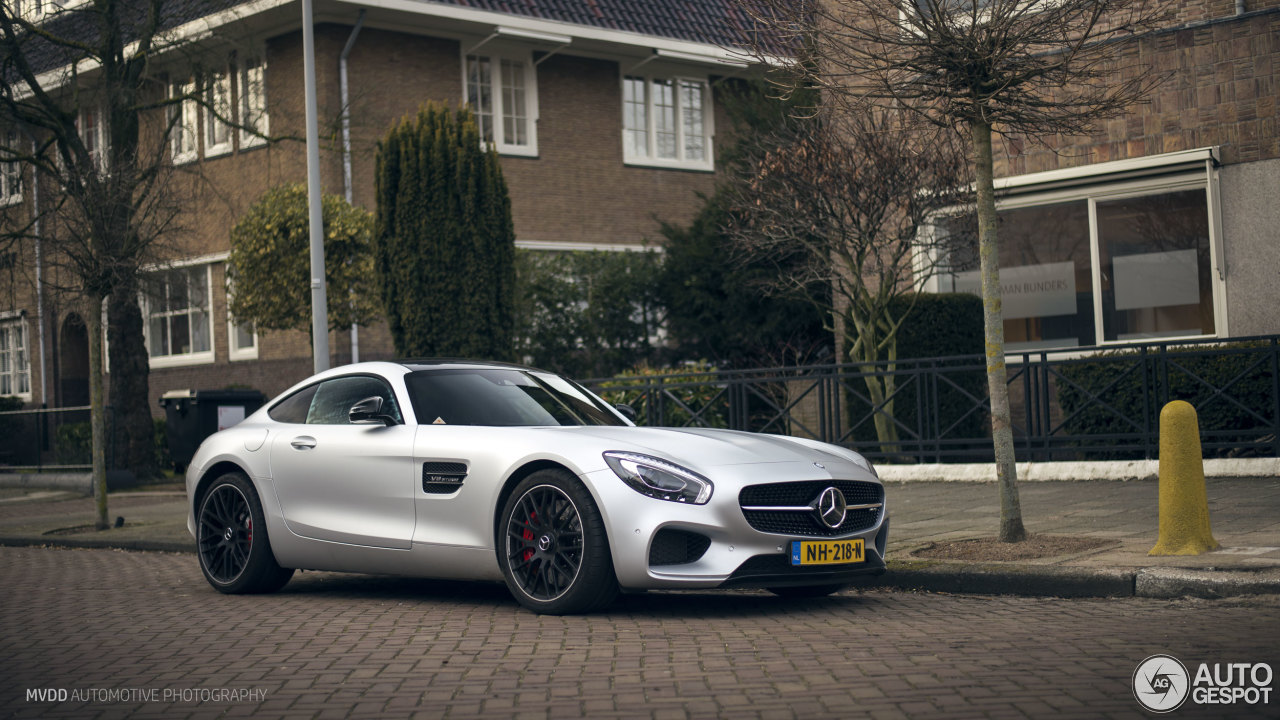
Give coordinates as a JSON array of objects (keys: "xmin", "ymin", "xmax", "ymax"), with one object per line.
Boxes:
[{"xmin": 556, "ymin": 426, "xmax": 862, "ymax": 470}]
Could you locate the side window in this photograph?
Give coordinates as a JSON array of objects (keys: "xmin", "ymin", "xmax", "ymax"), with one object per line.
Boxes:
[
  {"xmin": 305, "ymin": 376, "xmax": 403, "ymax": 425},
  {"xmin": 268, "ymin": 384, "xmax": 319, "ymax": 424}
]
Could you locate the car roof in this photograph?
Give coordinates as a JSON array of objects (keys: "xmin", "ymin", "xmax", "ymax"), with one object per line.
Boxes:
[{"xmin": 395, "ymin": 358, "xmax": 549, "ymax": 373}]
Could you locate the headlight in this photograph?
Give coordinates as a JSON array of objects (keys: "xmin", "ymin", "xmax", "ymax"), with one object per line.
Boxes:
[{"xmin": 603, "ymin": 452, "xmax": 713, "ymax": 505}]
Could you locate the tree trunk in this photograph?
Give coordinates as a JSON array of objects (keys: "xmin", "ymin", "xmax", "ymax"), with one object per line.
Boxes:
[
  {"xmin": 970, "ymin": 118, "xmax": 1027, "ymax": 543},
  {"xmin": 87, "ymin": 295, "xmax": 109, "ymax": 530},
  {"xmin": 108, "ymin": 283, "xmax": 157, "ymax": 480}
]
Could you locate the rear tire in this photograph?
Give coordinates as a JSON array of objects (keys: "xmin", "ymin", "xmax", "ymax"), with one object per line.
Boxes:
[
  {"xmin": 767, "ymin": 584, "xmax": 847, "ymax": 599},
  {"xmin": 196, "ymin": 471, "xmax": 293, "ymax": 594},
  {"xmin": 498, "ymin": 469, "xmax": 618, "ymax": 614}
]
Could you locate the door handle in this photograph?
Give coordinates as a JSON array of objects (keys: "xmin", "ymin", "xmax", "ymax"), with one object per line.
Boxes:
[{"xmin": 290, "ymin": 436, "xmax": 317, "ymax": 450}]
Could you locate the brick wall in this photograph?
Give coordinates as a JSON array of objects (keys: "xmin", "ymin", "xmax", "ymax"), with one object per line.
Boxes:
[{"xmin": 995, "ymin": 6, "xmax": 1279, "ymax": 176}]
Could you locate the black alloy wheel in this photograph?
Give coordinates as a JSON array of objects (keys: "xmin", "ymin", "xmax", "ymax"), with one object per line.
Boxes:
[
  {"xmin": 199, "ymin": 483, "xmax": 253, "ymax": 584},
  {"xmin": 498, "ymin": 470, "xmax": 618, "ymax": 614},
  {"xmin": 196, "ymin": 471, "xmax": 293, "ymax": 594}
]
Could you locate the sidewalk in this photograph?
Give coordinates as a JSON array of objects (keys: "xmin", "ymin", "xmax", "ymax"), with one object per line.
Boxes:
[{"xmin": 0, "ymin": 477, "xmax": 1277, "ymax": 599}]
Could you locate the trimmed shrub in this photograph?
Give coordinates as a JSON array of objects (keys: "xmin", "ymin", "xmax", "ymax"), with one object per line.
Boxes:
[
  {"xmin": 597, "ymin": 363, "xmax": 728, "ymax": 428},
  {"xmin": 1057, "ymin": 340, "xmax": 1277, "ymax": 458},
  {"xmin": 844, "ymin": 293, "xmax": 988, "ymax": 460},
  {"xmin": 516, "ymin": 249, "xmax": 664, "ymax": 378}
]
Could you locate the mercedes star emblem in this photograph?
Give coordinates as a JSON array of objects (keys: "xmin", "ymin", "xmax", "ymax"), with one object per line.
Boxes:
[{"xmin": 815, "ymin": 487, "xmax": 847, "ymax": 529}]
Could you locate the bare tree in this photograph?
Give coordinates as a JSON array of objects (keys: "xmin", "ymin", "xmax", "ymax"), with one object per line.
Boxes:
[
  {"xmin": 740, "ymin": 0, "xmax": 1167, "ymax": 541},
  {"xmin": 728, "ymin": 106, "xmax": 970, "ymax": 451},
  {"xmin": 0, "ymin": 1, "xmax": 268, "ymax": 527}
]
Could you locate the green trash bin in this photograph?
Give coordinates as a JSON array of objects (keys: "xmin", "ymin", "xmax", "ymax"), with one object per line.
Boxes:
[{"xmin": 159, "ymin": 389, "xmax": 265, "ymax": 472}]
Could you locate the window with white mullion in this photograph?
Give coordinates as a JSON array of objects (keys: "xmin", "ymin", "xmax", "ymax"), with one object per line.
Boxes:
[
  {"xmin": 465, "ymin": 51, "xmax": 535, "ymax": 155},
  {"xmin": 0, "ymin": 319, "xmax": 31, "ymax": 398},
  {"xmin": 622, "ymin": 74, "xmax": 712, "ymax": 170},
  {"xmin": 204, "ymin": 69, "xmax": 233, "ymax": 157},
  {"xmin": 238, "ymin": 55, "xmax": 268, "ymax": 149},
  {"xmin": 144, "ymin": 266, "xmax": 212, "ymax": 362},
  {"xmin": 1, "ymin": 130, "xmax": 22, "ymax": 205},
  {"xmin": 623, "ymin": 77, "xmax": 648, "ymax": 159},
  {"xmin": 170, "ymin": 79, "xmax": 198, "ymax": 164}
]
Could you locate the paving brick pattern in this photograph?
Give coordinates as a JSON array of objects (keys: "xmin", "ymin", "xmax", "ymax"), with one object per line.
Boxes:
[{"xmin": 1, "ymin": 547, "xmax": 1277, "ymax": 719}]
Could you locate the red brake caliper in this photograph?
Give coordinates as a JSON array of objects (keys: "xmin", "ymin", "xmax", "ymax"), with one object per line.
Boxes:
[{"xmin": 522, "ymin": 512, "xmax": 536, "ymax": 563}]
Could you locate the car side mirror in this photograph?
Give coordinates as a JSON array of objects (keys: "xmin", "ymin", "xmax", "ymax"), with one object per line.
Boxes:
[
  {"xmin": 614, "ymin": 403, "xmax": 637, "ymax": 422},
  {"xmin": 349, "ymin": 396, "xmax": 395, "ymax": 426}
]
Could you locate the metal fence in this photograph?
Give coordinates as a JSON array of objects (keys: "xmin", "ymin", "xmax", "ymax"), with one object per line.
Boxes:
[
  {"xmin": 0, "ymin": 405, "xmax": 116, "ymax": 472},
  {"xmin": 587, "ymin": 335, "xmax": 1280, "ymax": 464}
]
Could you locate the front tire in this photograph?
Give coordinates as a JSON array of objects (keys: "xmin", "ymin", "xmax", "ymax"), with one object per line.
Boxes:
[
  {"xmin": 498, "ymin": 469, "xmax": 618, "ymax": 614},
  {"xmin": 196, "ymin": 471, "xmax": 293, "ymax": 594}
]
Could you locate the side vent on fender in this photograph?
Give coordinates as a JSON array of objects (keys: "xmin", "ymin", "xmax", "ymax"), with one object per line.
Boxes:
[{"xmin": 422, "ymin": 462, "xmax": 468, "ymax": 494}]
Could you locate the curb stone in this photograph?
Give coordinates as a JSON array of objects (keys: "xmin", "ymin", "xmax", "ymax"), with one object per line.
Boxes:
[{"xmin": 0, "ymin": 536, "xmax": 194, "ymax": 554}]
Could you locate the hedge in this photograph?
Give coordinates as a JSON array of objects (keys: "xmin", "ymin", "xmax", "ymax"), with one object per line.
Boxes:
[{"xmin": 1056, "ymin": 340, "xmax": 1277, "ymax": 458}]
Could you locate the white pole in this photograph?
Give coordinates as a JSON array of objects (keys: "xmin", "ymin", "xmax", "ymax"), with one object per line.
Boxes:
[{"xmin": 302, "ymin": 0, "xmax": 329, "ymax": 373}]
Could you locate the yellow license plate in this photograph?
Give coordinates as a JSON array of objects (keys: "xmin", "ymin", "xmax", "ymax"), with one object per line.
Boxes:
[{"xmin": 790, "ymin": 539, "xmax": 865, "ymax": 566}]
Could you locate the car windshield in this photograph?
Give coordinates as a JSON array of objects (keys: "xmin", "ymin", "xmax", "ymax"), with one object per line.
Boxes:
[{"xmin": 404, "ymin": 368, "xmax": 626, "ymax": 427}]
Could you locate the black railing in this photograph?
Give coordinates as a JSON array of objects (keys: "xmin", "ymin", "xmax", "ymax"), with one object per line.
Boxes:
[
  {"xmin": 0, "ymin": 405, "xmax": 117, "ymax": 472},
  {"xmin": 587, "ymin": 335, "xmax": 1280, "ymax": 464}
]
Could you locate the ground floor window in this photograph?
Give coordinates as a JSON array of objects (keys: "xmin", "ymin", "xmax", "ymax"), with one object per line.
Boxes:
[
  {"xmin": 0, "ymin": 317, "xmax": 30, "ymax": 397},
  {"xmin": 143, "ymin": 265, "xmax": 213, "ymax": 365},
  {"xmin": 936, "ymin": 161, "xmax": 1221, "ymax": 352}
]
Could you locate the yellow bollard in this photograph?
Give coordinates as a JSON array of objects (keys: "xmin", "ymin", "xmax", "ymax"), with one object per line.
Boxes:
[{"xmin": 1149, "ymin": 400, "xmax": 1219, "ymax": 556}]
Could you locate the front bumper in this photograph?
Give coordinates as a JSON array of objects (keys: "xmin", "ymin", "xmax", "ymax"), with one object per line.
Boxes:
[{"xmin": 584, "ymin": 461, "xmax": 889, "ymax": 590}]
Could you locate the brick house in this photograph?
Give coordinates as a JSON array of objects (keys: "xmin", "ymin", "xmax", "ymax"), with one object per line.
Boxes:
[
  {"xmin": 924, "ymin": 1, "xmax": 1280, "ymax": 353},
  {"xmin": 0, "ymin": 0, "xmax": 757, "ymax": 412}
]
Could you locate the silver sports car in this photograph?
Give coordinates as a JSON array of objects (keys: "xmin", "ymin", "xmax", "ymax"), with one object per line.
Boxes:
[{"xmin": 185, "ymin": 360, "xmax": 888, "ymax": 614}]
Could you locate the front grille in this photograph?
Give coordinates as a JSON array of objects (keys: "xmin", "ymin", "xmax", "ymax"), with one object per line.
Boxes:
[
  {"xmin": 648, "ymin": 529, "xmax": 711, "ymax": 566},
  {"xmin": 739, "ymin": 480, "xmax": 883, "ymax": 537}
]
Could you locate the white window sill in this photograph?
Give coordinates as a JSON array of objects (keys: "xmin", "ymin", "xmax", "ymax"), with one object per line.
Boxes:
[
  {"xmin": 204, "ymin": 144, "xmax": 232, "ymax": 160},
  {"xmin": 171, "ymin": 152, "xmax": 197, "ymax": 166},
  {"xmin": 239, "ymin": 135, "xmax": 267, "ymax": 151},
  {"xmin": 0, "ymin": 391, "xmax": 31, "ymax": 402},
  {"xmin": 0, "ymin": 194, "xmax": 22, "ymax": 207},
  {"xmin": 229, "ymin": 348, "xmax": 259, "ymax": 362},
  {"xmin": 495, "ymin": 144, "xmax": 538, "ymax": 158},
  {"xmin": 148, "ymin": 351, "xmax": 215, "ymax": 369},
  {"xmin": 623, "ymin": 157, "xmax": 714, "ymax": 173}
]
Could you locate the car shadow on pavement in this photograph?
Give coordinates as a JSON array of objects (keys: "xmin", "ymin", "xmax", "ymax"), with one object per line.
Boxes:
[{"xmin": 271, "ymin": 571, "xmax": 873, "ymax": 617}]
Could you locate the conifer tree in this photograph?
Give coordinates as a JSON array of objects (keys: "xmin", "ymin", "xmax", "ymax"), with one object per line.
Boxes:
[{"xmin": 374, "ymin": 104, "xmax": 516, "ymax": 359}]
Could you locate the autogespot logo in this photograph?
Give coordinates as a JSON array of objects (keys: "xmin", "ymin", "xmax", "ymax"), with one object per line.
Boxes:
[{"xmin": 1134, "ymin": 654, "xmax": 1191, "ymax": 713}]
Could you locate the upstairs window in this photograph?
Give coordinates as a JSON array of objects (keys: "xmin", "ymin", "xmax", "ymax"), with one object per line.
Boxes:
[
  {"xmin": 622, "ymin": 75, "xmax": 712, "ymax": 171},
  {"xmin": 238, "ymin": 55, "xmax": 268, "ymax": 149},
  {"xmin": 1, "ymin": 130, "xmax": 21, "ymax": 205},
  {"xmin": 170, "ymin": 79, "xmax": 198, "ymax": 164},
  {"xmin": 76, "ymin": 106, "xmax": 107, "ymax": 172},
  {"xmin": 464, "ymin": 52, "xmax": 537, "ymax": 156},
  {"xmin": 204, "ymin": 69, "xmax": 233, "ymax": 157}
]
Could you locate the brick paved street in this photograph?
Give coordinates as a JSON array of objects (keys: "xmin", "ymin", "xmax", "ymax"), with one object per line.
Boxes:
[{"xmin": 1, "ymin": 547, "xmax": 1277, "ymax": 719}]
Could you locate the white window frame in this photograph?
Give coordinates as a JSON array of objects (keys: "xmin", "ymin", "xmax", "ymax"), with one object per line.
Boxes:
[
  {"xmin": 76, "ymin": 105, "xmax": 107, "ymax": 173},
  {"xmin": 461, "ymin": 48, "xmax": 539, "ymax": 157},
  {"xmin": 238, "ymin": 54, "xmax": 268, "ymax": 150},
  {"xmin": 169, "ymin": 79, "xmax": 198, "ymax": 165},
  {"xmin": 0, "ymin": 313, "xmax": 32, "ymax": 400},
  {"xmin": 620, "ymin": 72, "xmax": 714, "ymax": 172},
  {"xmin": 927, "ymin": 154, "xmax": 1228, "ymax": 355},
  {"xmin": 1, "ymin": 130, "xmax": 22, "ymax": 207},
  {"xmin": 204, "ymin": 68, "xmax": 233, "ymax": 158},
  {"xmin": 225, "ymin": 274, "xmax": 258, "ymax": 361},
  {"xmin": 141, "ymin": 262, "xmax": 215, "ymax": 368}
]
